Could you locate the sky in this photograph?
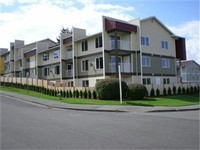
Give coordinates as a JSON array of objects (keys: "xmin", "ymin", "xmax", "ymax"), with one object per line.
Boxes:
[{"xmin": 0, "ymin": 0, "xmax": 199, "ymax": 63}]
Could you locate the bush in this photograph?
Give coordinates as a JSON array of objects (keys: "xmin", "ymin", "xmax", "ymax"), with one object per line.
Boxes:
[
  {"xmin": 95, "ymin": 79, "xmax": 128, "ymax": 100},
  {"xmin": 128, "ymin": 84, "xmax": 147, "ymax": 100},
  {"xmin": 194, "ymin": 86, "xmax": 197, "ymax": 94},
  {"xmin": 182, "ymin": 87, "xmax": 186, "ymax": 94},
  {"xmin": 156, "ymin": 88, "xmax": 160, "ymax": 96},
  {"xmin": 150, "ymin": 88, "xmax": 155, "ymax": 97},
  {"xmin": 168, "ymin": 87, "xmax": 172, "ymax": 95},
  {"xmin": 92, "ymin": 90, "xmax": 97, "ymax": 99},
  {"xmin": 66, "ymin": 90, "xmax": 69, "ymax": 98},
  {"xmin": 178, "ymin": 87, "xmax": 181, "ymax": 95},
  {"xmin": 163, "ymin": 87, "xmax": 167, "ymax": 96},
  {"xmin": 173, "ymin": 86, "xmax": 176, "ymax": 95},
  {"xmin": 186, "ymin": 87, "xmax": 190, "ymax": 95},
  {"xmin": 75, "ymin": 90, "xmax": 79, "ymax": 98},
  {"xmin": 84, "ymin": 89, "xmax": 87, "ymax": 99},
  {"xmin": 88, "ymin": 90, "xmax": 92, "ymax": 99},
  {"xmin": 190, "ymin": 86, "xmax": 194, "ymax": 95},
  {"xmin": 80, "ymin": 90, "xmax": 83, "ymax": 98},
  {"xmin": 69, "ymin": 90, "xmax": 72, "ymax": 98}
]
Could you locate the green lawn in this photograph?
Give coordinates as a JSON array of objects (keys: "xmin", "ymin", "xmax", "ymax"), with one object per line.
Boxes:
[{"xmin": 0, "ymin": 86, "xmax": 199, "ymax": 107}]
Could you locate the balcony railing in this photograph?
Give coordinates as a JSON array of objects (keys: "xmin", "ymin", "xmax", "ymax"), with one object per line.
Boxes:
[
  {"xmin": 66, "ymin": 70, "xmax": 73, "ymax": 77},
  {"xmin": 108, "ymin": 63, "xmax": 133, "ymax": 73},
  {"xmin": 108, "ymin": 40, "xmax": 131, "ymax": 51},
  {"xmin": 66, "ymin": 51, "xmax": 72, "ymax": 60},
  {"xmin": 24, "ymin": 62, "xmax": 30, "ymax": 69}
]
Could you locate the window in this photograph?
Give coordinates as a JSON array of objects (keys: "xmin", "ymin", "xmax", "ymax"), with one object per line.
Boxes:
[
  {"xmin": 96, "ymin": 57, "xmax": 103, "ymax": 69},
  {"xmin": 43, "ymin": 52, "xmax": 49, "ymax": 61},
  {"xmin": 43, "ymin": 67, "xmax": 49, "ymax": 76},
  {"xmin": 68, "ymin": 81, "xmax": 73, "ymax": 87},
  {"xmin": 54, "ymin": 49, "xmax": 60, "ymax": 58},
  {"xmin": 162, "ymin": 58, "xmax": 170, "ymax": 68},
  {"xmin": 143, "ymin": 78, "xmax": 151, "ymax": 85},
  {"xmin": 82, "ymin": 80, "xmax": 89, "ymax": 87},
  {"xmin": 163, "ymin": 78, "xmax": 170, "ymax": 84},
  {"xmin": 141, "ymin": 37, "xmax": 149, "ymax": 46},
  {"xmin": 142, "ymin": 56, "xmax": 151, "ymax": 67},
  {"xmin": 54, "ymin": 65, "xmax": 60, "ymax": 75},
  {"xmin": 82, "ymin": 41, "xmax": 88, "ymax": 51},
  {"xmin": 95, "ymin": 36, "xmax": 102, "ymax": 48},
  {"xmin": 161, "ymin": 41, "xmax": 168, "ymax": 49},
  {"xmin": 82, "ymin": 60, "xmax": 88, "ymax": 71}
]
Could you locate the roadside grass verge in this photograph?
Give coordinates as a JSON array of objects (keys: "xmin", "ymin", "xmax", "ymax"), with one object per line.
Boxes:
[{"xmin": 0, "ymin": 86, "xmax": 199, "ymax": 106}]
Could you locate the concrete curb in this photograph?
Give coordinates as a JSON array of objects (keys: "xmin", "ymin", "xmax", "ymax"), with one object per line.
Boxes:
[{"xmin": 1, "ymin": 91, "xmax": 199, "ymax": 113}]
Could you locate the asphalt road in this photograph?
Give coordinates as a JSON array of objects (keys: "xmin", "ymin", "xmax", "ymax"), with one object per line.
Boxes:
[{"xmin": 1, "ymin": 95, "xmax": 199, "ymax": 149}]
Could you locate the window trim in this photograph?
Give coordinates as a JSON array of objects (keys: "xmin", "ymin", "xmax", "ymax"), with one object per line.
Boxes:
[
  {"xmin": 162, "ymin": 58, "xmax": 170, "ymax": 68},
  {"xmin": 54, "ymin": 65, "xmax": 60, "ymax": 75},
  {"xmin": 81, "ymin": 60, "xmax": 89, "ymax": 72},
  {"xmin": 95, "ymin": 35, "xmax": 102, "ymax": 48},
  {"xmin": 54, "ymin": 49, "xmax": 60, "ymax": 59},
  {"xmin": 142, "ymin": 56, "xmax": 151, "ymax": 67},
  {"xmin": 95, "ymin": 57, "xmax": 103, "ymax": 70},
  {"xmin": 141, "ymin": 36, "xmax": 149, "ymax": 46},
  {"xmin": 82, "ymin": 80, "xmax": 89, "ymax": 87},
  {"xmin": 82, "ymin": 40, "xmax": 88, "ymax": 51},
  {"xmin": 161, "ymin": 41, "xmax": 168, "ymax": 49},
  {"xmin": 42, "ymin": 67, "xmax": 50, "ymax": 77},
  {"xmin": 43, "ymin": 52, "xmax": 49, "ymax": 61}
]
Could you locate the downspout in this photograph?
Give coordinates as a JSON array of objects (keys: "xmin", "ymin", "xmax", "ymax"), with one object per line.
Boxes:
[{"xmin": 139, "ymin": 21, "xmax": 143, "ymax": 84}]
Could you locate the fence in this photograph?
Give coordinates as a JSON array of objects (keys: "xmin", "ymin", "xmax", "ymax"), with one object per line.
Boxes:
[{"xmin": 0, "ymin": 76, "xmax": 199, "ymax": 96}]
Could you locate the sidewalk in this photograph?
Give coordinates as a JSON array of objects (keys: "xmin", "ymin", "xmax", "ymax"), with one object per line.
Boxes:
[{"xmin": 1, "ymin": 91, "xmax": 199, "ymax": 113}]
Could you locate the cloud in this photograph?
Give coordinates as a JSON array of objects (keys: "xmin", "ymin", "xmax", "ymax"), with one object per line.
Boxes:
[
  {"xmin": 168, "ymin": 20, "xmax": 200, "ymax": 64},
  {"xmin": 0, "ymin": 0, "xmax": 134, "ymax": 49}
]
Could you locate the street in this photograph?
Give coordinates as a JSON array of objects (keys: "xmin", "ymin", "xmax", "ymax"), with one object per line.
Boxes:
[{"xmin": 1, "ymin": 94, "xmax": 199, "ymax": 149}]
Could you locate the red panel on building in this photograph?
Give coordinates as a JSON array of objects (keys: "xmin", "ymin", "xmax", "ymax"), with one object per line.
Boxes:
[
  {"xmin": 105, "ymin": 18, "xmax": 137, "ymax": 33},
  {"xmin": 175, "ymin": 37, "xmax": 186, "ymax": 60},
  {"xmin": 24, "ymin": 50, "xmax": 36, "ymax": 57},
  {"xmin": 63, "ymin": 37, "xmax": 72, "ymax": 45}
]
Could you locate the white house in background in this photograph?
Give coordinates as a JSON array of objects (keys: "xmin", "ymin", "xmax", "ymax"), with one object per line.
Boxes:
[{"xmin": 179, "ymin": 60, "xmax": 200, "ymax": 83}]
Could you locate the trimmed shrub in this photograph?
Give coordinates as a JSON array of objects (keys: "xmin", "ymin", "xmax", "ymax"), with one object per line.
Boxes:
[
  {"xmin": 88, "ymin": 90, "xmax": 92, "ymax": 99},
  {"xmin": 73, "ymin": 90, "xmax": 76, "ymax": 98},
  {"xmin": 163, "ymin": 87, "xmax": 167, "ymax": 96},
  {"xmin": 190, "ymin": 86, "xmax": 194, "ymax": 95},
  {"xmin": 69, "ymin": 90, "xmax": 72, "ymax": 98},
  {"xmin": 75, "ymin": 90, "xmax": 79, "ymax": 98},
  {"xmin": 173, "ymin": 86, "xmax": 176, "ymax": 95},
  {"xmin": 194, "ymin": 86, "xmax": 197, "ymax": 94},
  {"xmin": 95, "ymin": 79, "xmax": 128, "ymax": 100},
  {"xmin": 186, "ymin": 87, "xmax": 190, "ymax": 95},
  {"xmin": 156, "ymin": 88, "xmax": 160, "ymax": 96},
  {"xmin": 92, "ymin": 90, "xmax": 97, "ymax": 99},
  {"xmin": 150, "ymin": 88, "xmax": 155, "ymax": 97},
  {"xmin": 80, "ymin": 90, "xmax": 83, "ymax": 98},
  {"xmin": 168, "ymin": 87, "xmax": 172, "ymax": 95},
  {"xmin": 182, "ymin": 87, "xmax": 186, "ymax": 94},
  {"xmin": 178, "ymin": 87, "xmax": 181, "ymax": 95},
  {"xmin": 84, "ymin": 89, "xmax": 87, "ymax": 99},
  {"xmin": 128, "ymin": 84, "xmax": 147, "ymax": 100},
  {"xmin": 63, "ymin": 90, "xmax": 66, "ymax": 97}
]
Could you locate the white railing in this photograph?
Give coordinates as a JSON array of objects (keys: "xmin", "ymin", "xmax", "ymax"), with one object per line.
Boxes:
[
  {"xmin": 66, "ymin": 70, "xmax": 73, "ymax": 77},
  {"xmin": 66, "ymin": 51, "xmax": 72, "ymax": 59},
  {"xmin": 108, "ymin": 63, "xmax": 133, "ymax": 73},
  {"xmin": 108, "ymin": 40, "xmax": 131, "ymax": 51}
]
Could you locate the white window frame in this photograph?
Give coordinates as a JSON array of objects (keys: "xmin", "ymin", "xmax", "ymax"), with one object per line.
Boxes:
[
  {"xmin": 142, "ymin": 56, "xmax": 151, "ymax": 67},
  {"xmin": 95, "ymin": 57, "xmax": 103, "ymax": 69},
  {"xmin": 161, "ymin": 41, "xmax": 168, "ymax": 49},
  {"xmin": 82, "ymin": 80, "xmax": 89, "ymax": 87},
  {"xmin": 43, "ymin": 52, "xmax": 49, "ymax": 61},
  {"xmin": 42, "ymin": 67, "xmax": 49, "ymax": 77},
  {"xmin": 54, "ymin": 65, "xmax": 60, "ymax": 75},
  {"xmin": 141, "ymin": 37, "xmax": 149, "ymax": 46},
  {"xmin": 82, "ymin": 40, "xmax": 88, "ymax": 51},
  {"xmin": 95, "ymin": 35, "xmax": 102, "ymax": 48},
  {"xmin": 54, "ymin": 49, "xmax": 60, "ymax": 58},
  {"xmin": 162, "ymin": 58, "xmax": 170, "ymax": 68},
  {"xmin": 81, "ymin": 60, "xmax": 88, "ymax": 72}
]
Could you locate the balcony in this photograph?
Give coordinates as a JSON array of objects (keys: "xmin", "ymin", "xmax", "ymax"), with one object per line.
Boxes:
[
  {"xmin": 108, "ymin": 63, "xmax": 133, "ymax": 73},
  {"xmin": 108, "ymin": 40, "xmax": 131, "ymax": 51},
  {"xmin": 66, "ymin": 51, "xmax": 72, "ymax": 60},
  {"xmin": 24, "ymin": 62, "xmax": 30, "ymax": 69},
  {"xmin": 66, "ymin": 69, "xmax": 73, "ymax": 77}
]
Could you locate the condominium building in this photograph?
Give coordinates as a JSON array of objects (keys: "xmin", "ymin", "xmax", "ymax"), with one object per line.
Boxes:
[{"xmin": 0, "ymin": 16, "xmax": 187, "ymax": 87}]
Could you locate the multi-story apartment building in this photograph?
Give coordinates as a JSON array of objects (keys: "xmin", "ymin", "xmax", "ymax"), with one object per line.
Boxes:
[{"xmin": 0, "ymin": 16, "xmax": 187, "ymax": 87}]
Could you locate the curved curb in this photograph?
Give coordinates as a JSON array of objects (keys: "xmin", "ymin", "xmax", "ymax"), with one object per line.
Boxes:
[{"xmin": 147, "ymin": 107, "xmax": 200, "ymax": 113}]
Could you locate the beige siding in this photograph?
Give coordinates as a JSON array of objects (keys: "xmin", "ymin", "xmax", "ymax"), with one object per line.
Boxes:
[{"xmin": 141, "ymin": 19, "xmax": 176, "ymax": 57}]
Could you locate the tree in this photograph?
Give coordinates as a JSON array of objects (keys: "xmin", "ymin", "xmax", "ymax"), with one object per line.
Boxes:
[{"xmin": 57, "ymin": 27, "xmax": 72, "ymax": 43}]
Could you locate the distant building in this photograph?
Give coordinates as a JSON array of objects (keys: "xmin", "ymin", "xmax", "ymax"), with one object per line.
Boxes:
[{"xmin": 177, "ymin": 60, "xmax": 200, "ymax": 83}]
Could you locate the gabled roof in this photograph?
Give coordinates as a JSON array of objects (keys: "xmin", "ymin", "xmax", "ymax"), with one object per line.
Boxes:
[
  {"xmin": 181, "ymin": 60, "xmax": 200, "ymax": 68},
  {"xmin": 141, "ymin": 16, "xmax": 177, "ymax": 38}
]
